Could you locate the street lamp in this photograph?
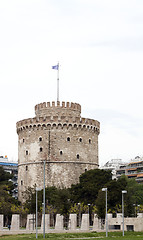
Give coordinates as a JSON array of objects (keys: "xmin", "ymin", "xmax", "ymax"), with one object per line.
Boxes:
[
  {"xmin": 36, "ymin": 187, "xmax": 41, "ymax": 239},
  {"xmin": 133, "ymin": 204, "xmax": 136, "ymax": 217},
  {"xmin": 78, "ymin": 203, "xmax": 81, "ymax": 228},
  {"xmin": 102, "ymin": 188, "xmax": 108, "ymax": 237},
  {"xmin": 88, "ymin": 204, "xmax": 90, "ymax": 226},
  {"xmin": 122, "ymin": 190, "xmax": 127, "ymax": 237},
  {"xmin": 88, "ymin": 204, "xmax": 90, "ymax": 215},
  {"xmin": 137, "ymin": 204, "xmax": 140, "ymax": 216},
  {"xmin": 43, "ymin": 160, "xmax": 46, "ymax": 239}
]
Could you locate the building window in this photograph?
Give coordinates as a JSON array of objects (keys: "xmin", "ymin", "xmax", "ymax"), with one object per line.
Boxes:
[
  {"xmin": 21, "ymin": 180, "xmax": 23, "ymax": 186},
  {"xmin": 40, "ymin": 147, "xmax": 43, "ymax": 152},
  {"xmin": 26, "ymin": 150, "xmax": 28, "ymax": 155},
  {"xmin": 26, "ymin": 166, "xmax": 28, "ymax": 171},
  {"xmin": 79, "ymin": 138, "xmax": 82, "ymax": 142},
  {"xmin": 77, "ymin": 154, "xmax": 79, "ymax": 159},
  {"xmin": 67, "ymin": 137, "xmax": 70, "ymax": 142},
  {"xmin": 23, "ymin": 138, "xmax": 25, "ymax": 143},
  {"xmin": 39, "ymin": 137, "xmax": 42, "ymax": 142},
  {"xmin": 89, "ymin": 139, "xmax": 91, "ymax": 144},
  {"xmin": 85, "ymin": 169, "xmax": 87, "ymax": 172},
  {"xmin": 60, "ymin": 150, "xmax": 63, "ymax": 155}
]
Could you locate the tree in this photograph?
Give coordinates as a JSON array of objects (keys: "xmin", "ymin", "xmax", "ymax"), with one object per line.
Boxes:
[
  {"xmin": 0, "ymin": 166, "xmax": 14, "ymax": 193},
  {"xmin": 70, "ymin": 169, "xmax": 112, "ymax": 205},
  {"xmin": 23, "ymin": 187, "xmax": 37, "ymax": 214},
  {"xmin": 124, "ymin": 177, "xmax": 143, "ymax": 217},
  {"xmin": 23, "ymin": 186, "xmax": 71, "ymax": 216},
  {"xmin": 0, "ymin": 166, "xmax": 22, "ymax": 226},
  {"xmin": 22, "ymin": 169, "xmax": 143, "ymax": 219},
  {"xmin": 95, "ymin": 175, "xmax": 128, "ymax": 218}
]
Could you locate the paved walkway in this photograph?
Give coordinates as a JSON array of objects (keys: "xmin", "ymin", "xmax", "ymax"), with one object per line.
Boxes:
[{"xmin": 0, "ymin": 228, "xmax": 101, "ymax": 236}]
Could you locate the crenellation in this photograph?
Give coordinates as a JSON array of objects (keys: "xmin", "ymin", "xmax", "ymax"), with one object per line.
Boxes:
[
  {"xmin": 38, "ymin": 101, "xmax": 66, "ymax": 110},
  {"xmin": 62, "ymin": 101, "xmax": 65, "ymax": 107},
  {"xmin": 30, "ymin": 118, "xmax": 33, "ymax": 123},
  {"xmin": 35, "ymin": 101, "xmax": 81, "ymax": 118},
  {"xmin": 46, "ymin": 116, "xmax": 51, "ymax": 121},
  {"xmin": 79, "ymin": 104, "xmax": 81, "ymax": 111},
  {"xmin": 58, "ymin": 116, "xmax": 61, "ymax": 121},
  {"xmin": 66, "ymin": 102, "xmax": 70, "ymax": 108},
  {"xmin": 52, "ymin": 101, "xmax": 55, "ymax": 107},
  {"xmin": 36, "ymin": 117, "xmax": 39, "ymax": 122},
  {"xmin": 53, "ymin": 116, "xmax": 58, "ymax": 122},
  {"xmin": 43, "ymin": 102, "xmax": 46, "ymax": 108},
  {"xmin": 17, "ymin": 122, "xmax": 100, "ymax": 133},
  {"xmin": 39, "ymin": 103, "xmax": 42, "ymax": 108},
  {"xmin": 81, "ymin": 117, "xmax": 85, "ymax": 123},
  {"xmin": 57, "ymin": 101, "xmax": 60, "ymax": 106},
  {"xmin": 75, "ymin": 103, "xmax": 78, "ymax": 110},
  {"xmin": 71, "ymin": 102, "xmax": 74, "ymax": 108},
  {"xmin": 47, "ymin": 102, "xmax": 50, "ymax": 107},
  {"xmin": 16, "ymin": 117, "xmax": 100, "ymax": 133},
  {"xmin": 35, "ymin": 104, "xmax": 37, "ymax": 111}
]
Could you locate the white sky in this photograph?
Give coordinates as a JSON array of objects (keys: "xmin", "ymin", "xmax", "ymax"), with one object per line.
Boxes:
[{"xmin": 0, "ymin": 0, "xmax": 143, "ymax": 165}]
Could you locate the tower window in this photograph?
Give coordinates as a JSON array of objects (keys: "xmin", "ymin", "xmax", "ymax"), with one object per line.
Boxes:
[
  {"xmin": 89, "ymin": 139, "xmax": 91, "ymax": 144},
  {"xmin": 39, "ymin": 137, "xmax": 42, "ymax": 142},
  {"xmin": 40, "ymin": 147, "xmax": 43, "ymax": 152},
  {"xmin": 77, "ymin": 154, "xmax": 79, "ymax": 159},
  {"xmin": 67, "ymin": 137, "xmax": 70, "ymax": 142},
  {"xmin": 60, "ymin": 150, "xmax": 63, "ymax": 155},
  {"xmin": 26, "ymin": 166, "xmax": 28, "ymax": 171},
  {"xmin": 85, "ymin": 169, "xmax": 87, "ymax": 172},
  {"xmin": 26, "ymin": 150, "xmax": 28, "ymax": 155},
  {"xmin": 23, "ymin": 138, "xmax": 25, "ymax": 143},
  {"xmin": 79, "ymin": 138, "xmax": 82, "ymax": 142},
  {"xmin": 21, "ymin": 180, "xmax": 23, "ymax": 186}
]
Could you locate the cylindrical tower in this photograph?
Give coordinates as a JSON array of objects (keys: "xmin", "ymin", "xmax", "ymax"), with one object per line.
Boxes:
[{"xmin": 16, "ymin": 101, "xmax": 100, "ymax": 201}]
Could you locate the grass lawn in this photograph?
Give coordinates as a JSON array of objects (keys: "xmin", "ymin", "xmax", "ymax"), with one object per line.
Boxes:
[{"xmin": 0, "ymin": 232, "xmax": 143, "ymax": 240}]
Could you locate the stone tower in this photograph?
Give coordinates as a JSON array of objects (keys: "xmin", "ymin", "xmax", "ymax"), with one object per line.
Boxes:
[{"xmin": 16, "ymin": 101, "xmax": 100, "ymax": 201}]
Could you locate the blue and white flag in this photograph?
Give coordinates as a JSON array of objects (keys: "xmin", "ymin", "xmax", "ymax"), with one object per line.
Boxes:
[{"xmin": 52, "ymin": 64, "xmax": 59, "ymax": 70}]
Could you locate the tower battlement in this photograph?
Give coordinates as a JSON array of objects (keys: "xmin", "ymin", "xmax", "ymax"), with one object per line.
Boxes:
[
  {"xmin": 16, "ymin": 116, "xmax": 100, "ymax": 133},
  {"xmin": 35, "ymin": 101, "xmax": 81, "ymax": 118}
]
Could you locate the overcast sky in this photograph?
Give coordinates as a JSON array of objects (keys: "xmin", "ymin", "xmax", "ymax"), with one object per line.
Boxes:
[{"xmin": 0, "ymin": 0, "xmax": 143, "ymax": 165}]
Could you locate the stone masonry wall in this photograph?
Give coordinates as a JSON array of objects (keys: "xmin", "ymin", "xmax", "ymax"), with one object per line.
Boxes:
[{"xmin": 17, "ymin": 101, "xmax": 100, "ymax": 202}]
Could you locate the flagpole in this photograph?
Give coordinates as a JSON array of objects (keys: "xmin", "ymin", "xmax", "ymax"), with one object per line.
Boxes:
[{"xmin": 57, "ymin": 62, "xmax": 59, "ymax": 102}]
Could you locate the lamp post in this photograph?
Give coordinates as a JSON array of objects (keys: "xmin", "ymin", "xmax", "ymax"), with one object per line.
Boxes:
[
  {"xmin": 43, "ymin": 160, "xmax": 46, "ymax": 239},
  {"xmin": 78, "ymin": 203, "xmax": 81, "ymax": 228},
  {"xmin": 102, "ymin": 188, "xmax": 108, "ymax": 237},
  {"xmin": 133, "ymin": 204, "xmax": 136, "ymax": 217},
  {"xmin": 137, "ymin": 204, "xmax": 140, "ymax": 216},
  {"xmin": 36, "ymin": 187, "xmax": 41, "ymax": 239},
  {"xmin": 122, "ymin": 190, "xmax": 127, "ymax": 236},
  {"xmin": 88, "ymin": 204, "xmax": 90, "ymax": 215},
  {"xmin": 88, "ymin": 204, "xmax": 90, "ymax": 226}
]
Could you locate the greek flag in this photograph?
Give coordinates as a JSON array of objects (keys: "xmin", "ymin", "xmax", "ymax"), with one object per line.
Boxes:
[{"xmin": 52, "ymin": 64, "xmax": 59, "ymax": 70}]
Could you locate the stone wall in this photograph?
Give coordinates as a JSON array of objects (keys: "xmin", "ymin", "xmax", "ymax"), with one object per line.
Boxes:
[
  {"xmin": 0, "ymin": 215, "xmax": 3, "ymax": 231},
  {"xmin": 1, "ymin": 213, "xmax": 143, "ymax": 233},
  {"xmin": 17, "ymin": 101, "xmax": 100, "ymax": 201},
  {"xmin": 107, "ymin": 213, "xmax": 143, "ymax": 232}
]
